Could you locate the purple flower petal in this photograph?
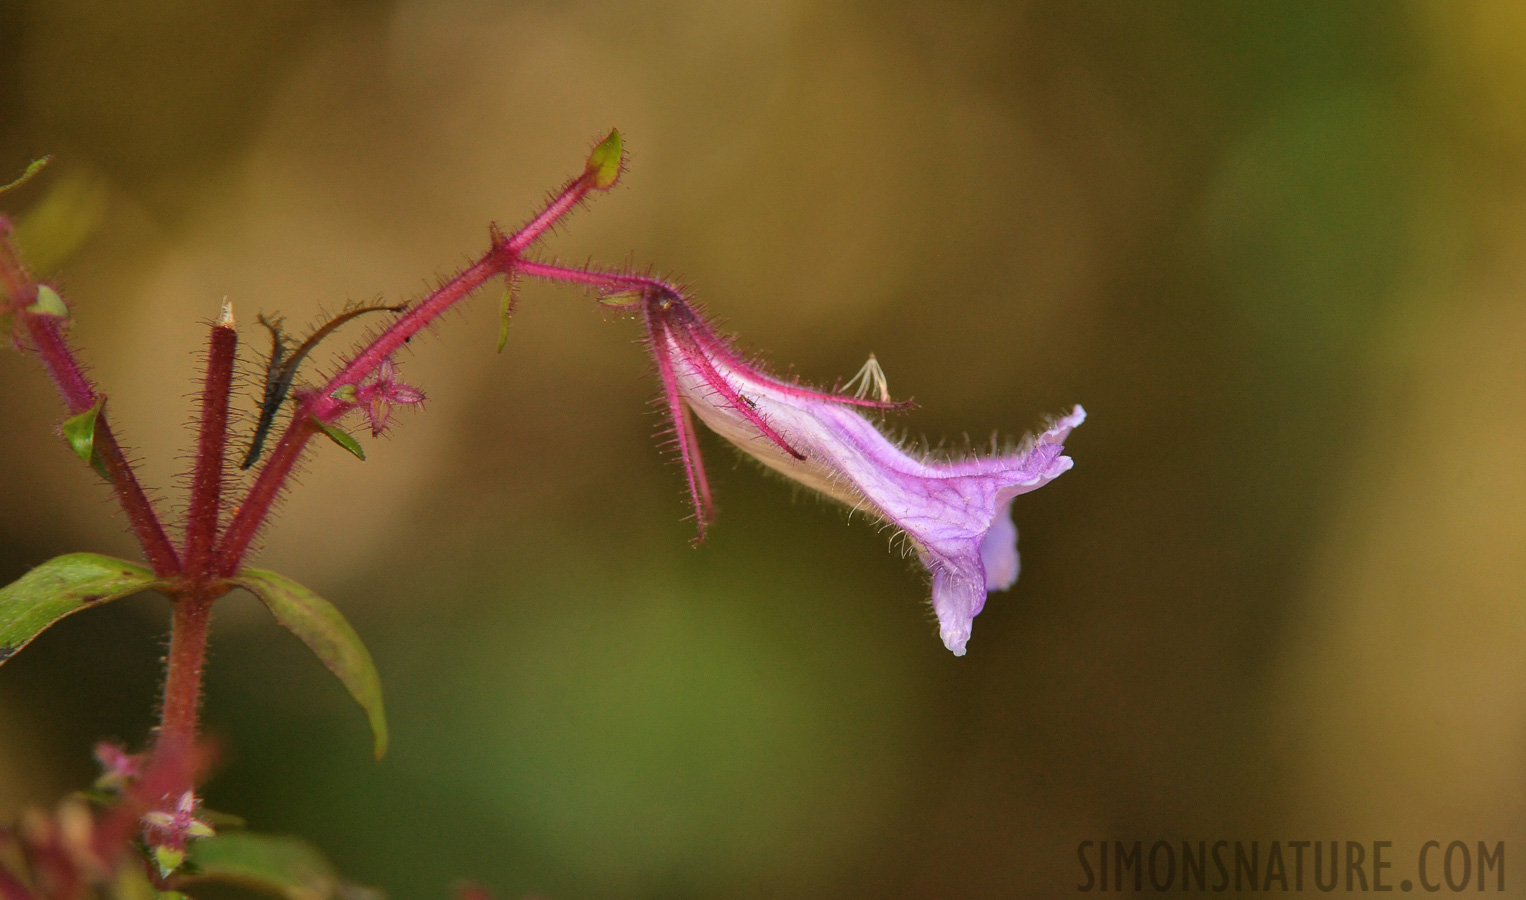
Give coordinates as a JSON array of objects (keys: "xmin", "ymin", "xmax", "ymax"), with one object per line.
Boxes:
[
  {"xmin": 643, "ymin": 294, "xmax": 1084, "ymax": 655},
  {"xmin": 980, "ymin": 501, "xmax": 1019, "ymax": 592}
]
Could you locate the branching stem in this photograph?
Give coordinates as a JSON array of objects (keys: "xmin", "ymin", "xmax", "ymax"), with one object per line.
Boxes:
[
  {"xmin": 212, "ymin": 158, "xmax": 613, "ymax": 575},
  {"xmin": 3, "ymin": 133, "xmax": 635, "ymax": 811},
  {"xmin": 0, "ymin": 232, "xmax": 181, "ymax": 577}
]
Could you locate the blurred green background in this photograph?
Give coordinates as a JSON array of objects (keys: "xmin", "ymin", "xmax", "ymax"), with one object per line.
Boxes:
[{"xmin": 3, "ymin": 1, "xmax": 1525, "ymax": 896}]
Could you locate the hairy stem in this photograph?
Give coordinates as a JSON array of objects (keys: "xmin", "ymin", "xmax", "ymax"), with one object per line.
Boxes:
[
  {"xmin": 213, "ymin": 418, "xmax": 318, "ymax": 577},
  {"xmin": 504, "ymin": 172, "xmax": 595, "ymax": 254},
  {"xmin": 0, "ymin": 237, "xmax": 182, "ymax": 576},
  {"xmin": 183, "ymin": 309, "xmax": 237, "ymax": 581},
  {"xmin": 317, "ymin": 255, "xmax": 505, "ymax": 414},
  {"xmin": 213, "ymin": 165, "xmax": 609, "ymax": 576},
  {"xmin": 211, "ymin": 248, "xmax": 501, "ymax": 575},
  {"xmin": 515, "ymin": 258, "xmax": 669, "ymax": 294},
  {"xmin": 155, "ymin": 591, "xmax": 215, "ymax": 758}
]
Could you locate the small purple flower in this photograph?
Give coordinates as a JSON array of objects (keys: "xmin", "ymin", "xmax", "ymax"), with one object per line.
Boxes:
[
  {"xmin": 636, "ymin": 287, "xmax": 1084, "ymax": 656},
  {"xmin": 356, "ymin": 357, "xmax": 425, "ymax": 437}
]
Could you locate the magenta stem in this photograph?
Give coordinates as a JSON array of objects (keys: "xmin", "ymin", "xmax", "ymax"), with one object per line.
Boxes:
[
  {"xmin": 183, "ymin": 318, "xmax": 237, "ymax": 581},
  {"xmin": 316, "ymin": 256, "xmax": 504, "ymax": 414},
  {"xmin": 505, "ymin": 174, "xmax": 594, "ymax": 254},
  {"xmin": 516, "ymin": 258, "xmax": 669, "ymax": 294},
  {"xmin": 213, "ymin": 419, "xmax": 318, "ymax": 577},
  {"xmin": 0, "ymin": 238, "xmax": 182, "ymax": 577},
  {"xmin": 212, "ymin": 168, "xmax": 608, "ymax": 576}
]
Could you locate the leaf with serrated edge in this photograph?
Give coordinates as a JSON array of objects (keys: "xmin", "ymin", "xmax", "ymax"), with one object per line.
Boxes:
[
  {"xmin": 181, "ymin": 833, "xmax": 340, "ymax": 900},
  {"xmin": 0, "ymin": 553, "xmax": 161, "ymax": 665},
  {"xmin": 231, "ymin": 569, "xmax": 387, "ymax": 758}
]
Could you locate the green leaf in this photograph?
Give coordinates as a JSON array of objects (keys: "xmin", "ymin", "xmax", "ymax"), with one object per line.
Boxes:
[
  {"xmin": 182, "ymin": 832, "xmax": 341, "ymax": 900},
  {"xmin": 0, "ymin": 157, "xmax": 50, "ymax": 194},
  {"xmin": 0, "ymin": 553, "xmax": 162, "ymax": 665},
  {"xmin": 586, "ymin": 128, "xmax": 622, "ymax": 190},
  {"xmin": 27, "ymin": 284, "xmax": 68, "ymax": 318},
  {"xmin": 496, "ymin": 282, "xmax": 516, "ymax": 353},
  {"xmin": 230, "ymin": 568, "xmax": 388, "ymax": 758},
  {"xmin": 328, "ymin": 384, "xmax": 357, "ymax": 403},
  {"xmin": 62, "ymin": 396, "xmax": 111, "ymax": 480},
  {"xmin": 312, "ymin": 418, "xmax": 365, "ymax": 461},
  {"xmin": 154, "ymin": 846, "xmax": 186, "ymax": 878},
  {"xmin": 597, "ymin": 290, "xmax": 642, "ymax": 308}
]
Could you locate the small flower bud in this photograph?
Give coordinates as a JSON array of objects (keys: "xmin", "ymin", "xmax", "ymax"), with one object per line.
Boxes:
[{"xmin": 585, "ymin": 129, "xmax": 623, "ymax": 190}]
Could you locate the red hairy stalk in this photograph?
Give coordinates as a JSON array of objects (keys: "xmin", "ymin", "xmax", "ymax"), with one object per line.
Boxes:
[
  {"xmin": 212, "ymin": 140, "xmax": 618, "ymax": 576},
  {"xmin": 212, "ymin": 410, "xmax": 320, "ymax": 576},
  {"xmin": 315, "ymin": 255, "xmax": 503, "ymax": 417},
  {"xmin": 514, "ymin": 258, "xmax": 670, "ymax": 297},
  {"xmin": 6, "ymin": 135, "xmax": 629, "ymax": 802},
  {"xmin": 503, "ymin": 147, "xmax": 609, "ymax": 254},
  {"xmin": 182, "ymin": 305, "xmax": 237, "ymax": 581},
  {"xmin": 154, "ymin": 591, "xmax": 214, "ymax": 759},
  {"xmin": 0, "ymin": 236, "xmax": 181, "ymax": 577}
]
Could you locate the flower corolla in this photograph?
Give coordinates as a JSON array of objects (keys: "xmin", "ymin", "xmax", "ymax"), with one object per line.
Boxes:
[{"xmin": 637, "ymin": 287, "xmax": 1083, "ymax": 655}]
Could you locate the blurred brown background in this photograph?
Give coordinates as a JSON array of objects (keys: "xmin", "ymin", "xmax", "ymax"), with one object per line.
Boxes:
[{"xmin": 3, "ymin": 1, "xmax": 1525, "ymax": 896}]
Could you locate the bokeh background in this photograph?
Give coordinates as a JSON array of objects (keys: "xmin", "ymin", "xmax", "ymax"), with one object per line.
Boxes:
[{"xmin": 3, "ymin": 1, "xmax": 1525, "ymax": 896}]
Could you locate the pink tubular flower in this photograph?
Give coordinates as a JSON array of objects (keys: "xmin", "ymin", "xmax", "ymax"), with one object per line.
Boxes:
[{"xmin": 636, "ymin": 286, "xmax": 1084, "ymax": 656}]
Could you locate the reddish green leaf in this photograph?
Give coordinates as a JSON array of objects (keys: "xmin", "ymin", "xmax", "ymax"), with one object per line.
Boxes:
[
  {"xmin": 0, "ymin": 553, "xmax": 161, "ymax": 665},
  {"xmin": 231, "ymin": 569, "xmax": 388, "ymax": 758}
]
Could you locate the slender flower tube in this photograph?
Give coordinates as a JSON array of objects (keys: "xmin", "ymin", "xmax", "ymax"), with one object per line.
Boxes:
[{"xmin": 639, "ymin": 286, "xmax": 1084, "ymax": 656}]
